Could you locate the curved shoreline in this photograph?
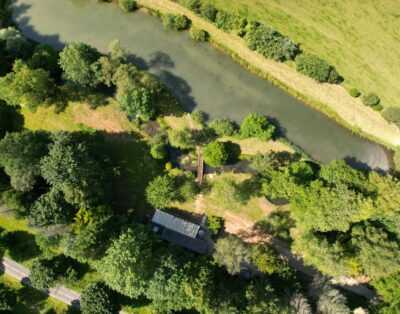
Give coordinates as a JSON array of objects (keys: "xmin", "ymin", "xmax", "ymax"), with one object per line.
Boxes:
[{"xmin": 136, "ymin": 0, "xmax": 400, "ymax": 151}]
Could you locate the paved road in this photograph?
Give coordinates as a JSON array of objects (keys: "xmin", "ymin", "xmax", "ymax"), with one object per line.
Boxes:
[{"xmin": 0, "ymin": 257, "xmax": 128, "ymax": 313}]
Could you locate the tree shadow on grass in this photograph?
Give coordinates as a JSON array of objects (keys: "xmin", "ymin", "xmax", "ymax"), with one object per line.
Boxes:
[{"xmin": 5, "ymin": 231, "xmax": 41, "ymax": 263}]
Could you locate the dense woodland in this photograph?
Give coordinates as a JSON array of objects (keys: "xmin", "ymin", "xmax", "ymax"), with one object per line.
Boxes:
[{"xmin": 0, "ymin": 1, "xmax": 400, "ymax": 314}]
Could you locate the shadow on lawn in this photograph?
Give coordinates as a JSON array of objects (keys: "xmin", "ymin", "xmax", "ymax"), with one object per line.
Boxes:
[{"xmin": 5, "ymin": 230, "xmax": 41, "ymax": 263}]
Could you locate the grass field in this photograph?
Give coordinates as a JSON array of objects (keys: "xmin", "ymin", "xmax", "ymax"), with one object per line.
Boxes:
[
  {"xmin": 0, "ymin": 274, "xmax": 70, "ymax": 314},
  {"xmin": 204, "ymin": 0, "xmax": 400, "ymax": 108}
]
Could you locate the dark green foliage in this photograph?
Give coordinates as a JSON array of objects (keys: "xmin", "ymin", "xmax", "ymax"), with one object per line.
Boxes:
[
  {"xmin": 255, "ymin": 211, "xmax": 295, "ymax": 241},
  {"xmin": 251, "ymin": 244, "xmax": 284, "ymax": 275},
  {"xmin": 362, "ymin": 92, "xmax": 380, "ymax": 107},
  {"xmin": 117, "ymin": 0, "xmax": 137, "ymax": 12},
  {"xmin": 180, "ymin": 0, "xmax": 201, "ymax": 14},
  {"xmin": 203, "ymin": 141, "xmax": 228, "ymax": 167},
  {"xmin": 97, "ymin": 227, "xmax": 155, "ymax": 298},
  {"xmin": 0, "ymin": 282, "xmax": 16, "ymax": 312},
  {"xmin": 209, "ymin": 118, "xmax": 236, "ymax": 136},
  {"xmin": 0, "ymin": 130, "xmax": 50, "ymax": 192},
  {"xmin": 262, "ymin": 170, "xmax": 297, "ymax": 199},
  {"xmin": 162, "ymin": 13, "xmax": 189, "ymax": 31},
  {"xmin": 118, "ymin": 87, "xmax": 156, "ymax": 121},
  {"xmin": 35, "ymin": 231, "xmax": 61, "ymax": 257},
  {"xmin": 59, "ymin": 42, "xmax": 101, "ymax": 86},
  {"xmin": 250, "ymin": 151, "xmax": 300, "ymax": 177},
  {"xmin": 214, "ymin": 10, "xmax": 247, "ymax": 36},
  {"xmin": 29, "ymin": 189, "xmax": 75, "ymax": 227},
  {"xmin": 199, "ymin": 3, "xmax": 218, "ymax": 21},
  {"xmin": 0, "ymin": 27, "xmax": 32, "ymax": 60},
  {"xmin": 296, "ymin": 53, "xmax": 341, "ymax": 83},
  {"xmin": 245, "ymin": 279, "xmax": 285, "ymax": 313},
  {"xmin": 1, "ymin": 189, "xmax": 32, "ymax": 218},
  {"xmin": 213, "ymin": 235, "xmax": 251, "ymax": 275},
  {"xmin": 148, "ymin": 132, "xmax": 168, "ymax": 160},
  {"xmin": 146, "ymin": 174, "xmax": 178, "ymax": 208},
  {"xmin": 382, "ymin": 106, "xmax": 400, "ymax": 127},
  {"xmin": 40, "ymin": 132, "xmax": 111, "ymax": 207},
  {"xmin": 167, "ymin": 128, "xmax": 195, "ymax": 149},
  {"xmin": 240, "ymin": 113, "xmax": 275, "ymax": 141},
  {"xmin": 0, "ymin": 60, "xmax": 56, "ymax": 111},
  {"xmin": 349, "ymin": 88, "xmax": 360, "ymax": 98},
  {"xmin": 81, "ymin": 281, "xmax": 118, "ymax": 314},
  {"xmin": 245, "ymin": 23, "xmax": 299, "ymax": 61},
  {"xmin": 28, "ymin": 43, "xmax": 60, "ymax": 77},
  {"xmin": 0, "ymin": 102, "xmax": 24, "ymax": 138},
  {"xmin": 191, "ymin": 110, "xmax": 205, "ymax": 125},
  {"xmin": 30, "ymin": 258, "xmax": 58, "ymax": 290},
  {"xmin": 146, "ymin": 254, "xmax": 212, "ymax": 312}
]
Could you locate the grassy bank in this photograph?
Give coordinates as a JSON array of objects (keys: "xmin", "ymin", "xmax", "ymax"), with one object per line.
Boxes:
[
  {"xmin": 203, "ymin": 0, "xmax": 400, "ymax": 109},
  {"xmin": 136, "ymin": 0, "xmax": 400, "ymax": 151}
]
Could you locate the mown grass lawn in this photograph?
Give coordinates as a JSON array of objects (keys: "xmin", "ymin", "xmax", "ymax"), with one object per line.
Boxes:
[
  {"xmin": 0, "ymin": 273, "xmax": 71, "ymax": 314},
  {"xmin": 203, "ymin": 0, "xmax": 400, "ymax": 108}
]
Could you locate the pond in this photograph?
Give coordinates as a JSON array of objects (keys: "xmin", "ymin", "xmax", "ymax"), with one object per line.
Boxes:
[{"xmin": 12, "ymin": 0, "xmax": 390, "ymax": 170}]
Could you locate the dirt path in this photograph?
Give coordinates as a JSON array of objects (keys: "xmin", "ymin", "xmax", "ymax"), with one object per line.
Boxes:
[{"xmin": 137, "ymin": 0, "xmax": 400, "ymax": 147}]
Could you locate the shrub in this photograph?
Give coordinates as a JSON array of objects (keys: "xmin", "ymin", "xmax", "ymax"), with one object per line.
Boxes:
[
  {"xmin": 206, "ymin": 215, "xmax": 224, "ymax": 236},
  {"xmin": 361, "ymin": 92, "xmax": 380, "ymax": 107},
  {"xmin": 209, "ymin": 118, "xmax": 236, "ymax": 136},
  {"xmin": 189, "ymin": 27, "xmax": 209, "ymax": 42},
  {"xmin": 203, "ymin": 141, "xmax": 229, "ymax": 167},
  {"xmin": 180, "ymin": 0, "xmax": 201, "ymax": 14},
  {"xmin": 382, "ymin": 107, "xmax": 400, "ymax": 127},
  {"xmin": 240, "ymin": 113, "xmax": 275, "ymax": 141},
  {"xmin": 349, "ymin": 88, "xmax": 361, "ymax": 98},
  {"xmin": 200, "ymin": 3, "xmax": 218, "ymax": 21},
  {"xmin": 118, "ymin": 0, "xmax": 137, "ymax": 12},
  {"xmin": 245, "ymin": 23, "xmax": 299, "ymax": 61},
  {"xmin": 146, "ymin": 175, "xmax": 178, "ymax": 208},
  {"xmin": 214, "ymin": 10, "xmax": 247, "ymax": 36},
  {"xmin": 162, "ymin": 13, "xmax": 189, "ymax": 31},
  {"xmin": 191, "ymin": 110, "xmax": 206, "ymax": 125},
  {"xmin": 295, "ymin": 53, "xmax": 341, "ymax": 83},
  {"xmin": 81, "ymin": 281, "xmax": 118, "ymax": 314}
]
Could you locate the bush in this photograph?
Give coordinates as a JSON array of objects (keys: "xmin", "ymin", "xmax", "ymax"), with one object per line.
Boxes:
[
  {"xmin": 349, "ymin": 88, "xmax": 361, "ymax": 98},
  {"xmin": 118, "ymin": 0, "xmax": 137, "ymax": 12},
  {"xmin": 189, "ymin": 27, "xmax": 209, "ymax": 42},
  {"xmin": 209, "ymin": 118, "xmax": 236, "ymax": 136},
  {"xmin": 203, "ymin": 141, "xmax": 229, "ymax": 167},
  {"xmin": 382, "ymin": 107, "xmax": 400, "ymax": 127},
  {"xmin": 146, "ymin": 175, "xmax": 178, "ymax": 208},
  {"xmin": 180, "ymin": 0, "xmax": 201, "ymax": 14},
  {"xmin": 295, "ymin": 53, "xmax": 341, "ymax": 83},
  {"xmin": 214, "ymin": 10, "xmax": 247, "ymax": 36},
  {"xmin": 245, "ymin": 23, "xmax": 299, "ymax": 61},
  {"xmin": 162, "ymin": 13, "xmax": 189, "ymax": 31},
  {"xmin": 206, "ymin": 215, "xmax": 224, "ymax": 236},
  {"xmin": 199, "ymin": 3, "xmax": 218, "ymax": 21},
  {"xmin": 191, "ymin": 110, "xmax": 206, "ymax": 125},
  {"xmin": 81, "ymin": 281, "xmax": 118, "ymax": 314},
  {"xmin": 240, "ymin": 113, "xmax": 275, "ymax": 141},
  {"xmin": 30, "ymin": 258, "xmax": 58, "ymax": 291},
  {"xmin": 362, "ymin": 92, "xmax": 380, "ymax": 107}
]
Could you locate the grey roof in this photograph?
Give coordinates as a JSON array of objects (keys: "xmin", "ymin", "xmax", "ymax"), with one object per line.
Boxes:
[
  {"xmin": 162, "ymin": 228, "xmax": 208, "ymax": 254},
  {"xmin": 152, "ymin": 209, "xmax": 200, "ymax": 238}
]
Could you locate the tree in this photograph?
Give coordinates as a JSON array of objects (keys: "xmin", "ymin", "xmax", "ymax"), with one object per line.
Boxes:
[
  {"xmin": 251, "ymin": 244, "xmax": 283, "ymax": 275},
  {"xmin": 30, "ymin": 258, "xmax": 58, "ymax": 291},
  {"xmin": 81, "ymin": 281, "xmax": 118, "ymax": 314},
  {"xmin": 146, "ymin": 254, "xmax": 211, "ymax": 312},
  {"xmin": 319, "ymin": 160, "xmax": 366, "ymax": 191},
  {"xmin": 162, "ymin": 14, "xmax": 189, "ymax": 31},
  {"xmin": 317, "ymin": 285, "xmax": 350, "ymax": 314},
  {"xmin": 289, "ymin": 292, "xmax": 312, "ymax": 314},
  {"xmin": 240, "ymin": 114, "xmax": 275, "ymax": 141},
  {"xmin": 148, "ymin": 132, "xmax": 168, "ymax": 160},
  {"xmin": 40, "ymin": 132, "xmax": 111, "ymax": 207},
  {"xmin": 0, "ymin": 60, "xmax": 56, "ymax": 111},
  {"xmin": 213, "ymin": 236, "xmax": 251, "ymax": 275},
  {"xmin": 291, "ymin": 181, "xmax": 366, "ymax": 232},
  {"xmin": 167, "ymin": 128, "xmax": 194, "ymax": 149},
  {"xmin": 1, "ymin": 189, "xmax": 32, "ymax": 218},
  {"xmin": 117, "ymin": 0, "xmax": 137, "ymax": 12},
  {"xmin": 118, "ymin": 87, "xmax": 156, "ymax": 121},
  {"xmin": 210, "ymin": 177, "xmax": 243, "ymax": 209},
  {"xmin": 0, "ymin": 27, "xmax": 31, "ymax": 60},
  {"xmin": 0, "ymin": 102, "xmax": 24, "ymax": 138},
  {"xmin": 295, "ymin": 53, "xmax": 341, "ymax": 84},
  {"xmin": 245, "ymin": 280, "xmax": 284, "ymax": 314},
  {"xmin": 209, "ymin": 118, "xmax": 236, "ymax": 136},
  {"xmin": 96, "ymin": 227, "xmax": 154, "ymax": 298},
  {"xmin": 146, "ymin": 174, "xmax": 178, "ymax": 208},
  {"xmin": 0, "ymin": 282, "xmax": 16, "ymax": 312},
  {"xmin": 112, "ymin": 63, "xmax": 141, "ymax": 100},
  {"xmin": 250, "ymin": 151, "xmax": 299, "ymax": 177},
  {"xmin": 372, "ymin": 273, "xmax": 400, "ymax": 311},
  {"xmin": 29, "ymin": 189, "xmax": 75, "ymax": 227},
  {"xmin": 28, "ymin": 43, "xmax": 60, "ymax": 77},
  {"xmin": 189, "ymin": 27, "xmax": 209, "ymax": 42},
  {"xmin": 199, "ymin": 3, "xmax": 218, "ymax": 21},
  {"xmin": 0, "ymin": 130, "xmax": 50, "ymax": 192},
  {"xmin": 203, "ymin": 141, "xmax": 228, "ymax": 167},
  {"xmin": 59, "ymin": 42, "xmax": 101, "ymax": 86}
]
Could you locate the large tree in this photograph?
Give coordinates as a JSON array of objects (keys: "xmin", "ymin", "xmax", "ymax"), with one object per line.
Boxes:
[
  {"xmin": 80, "ymin": 281, "xmax": 118, "ymax": 314},
  {"xmin": 118, "ymin": 87, "xmax": 156, "ymax": 121},
  {"xmin": 0, "ymin": 60, "xmax": 56, "ymax": 111},
  {"xmin": 59, "ymin": 42, "xmax": 101, "ymax": 86},
  {"xmin": 40, "ymin": 132, "xmax": 111, "ymax": 207},
  {"xmin": 0, "ymin": 130, "xmax": 50, "ymax": 192},
  {"xmin": 146, "ymin": 174, "xmax": 179, "ymax": 209},
  {"xmin": 240, "ymin": 113, "xmax": 275, "ymax": 141},
  {"xmin": 96, "ymin": 227, "xmax": 154, "ymax": 298},
  {"xmin": 30, "ymin": 258, "xmax": 58, "ymax": 291}
]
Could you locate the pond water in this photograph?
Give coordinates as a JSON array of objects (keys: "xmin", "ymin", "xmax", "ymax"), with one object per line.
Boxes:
[{"xmin": 12, "ymin": 0, "xmax": 390, "ymax": 170}]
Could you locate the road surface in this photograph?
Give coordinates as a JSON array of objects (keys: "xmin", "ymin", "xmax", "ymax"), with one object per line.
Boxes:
[{"xmin": 0, "ymin": 257, "xmax": 128, "ymax": 313}]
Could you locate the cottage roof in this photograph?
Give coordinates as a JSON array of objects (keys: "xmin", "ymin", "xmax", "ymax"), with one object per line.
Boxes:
[{"xmin": 152, "ymin": 209, "xmax": 200, "ymax": 238}]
